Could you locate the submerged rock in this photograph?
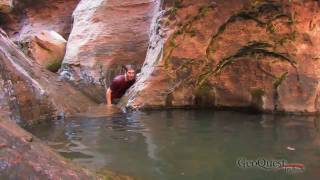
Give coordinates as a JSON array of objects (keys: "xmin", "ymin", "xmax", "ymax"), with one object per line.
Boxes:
[
  {"xmin": 0, "ymin": 112, "xmax": 133, "ymax": 179},
  {"xmin": 123, "ymin": 0, "xmax": 320, "ymax": 114},
  {"xmin": 0, "ymin": 117, "xmax": 97, "ymax": 179}
]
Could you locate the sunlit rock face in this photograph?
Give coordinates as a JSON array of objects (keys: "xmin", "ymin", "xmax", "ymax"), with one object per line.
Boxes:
[
  {"xmin": 124, "ymin": 0, "xmax": 320, "ymax": 114},
  {"xmin": 62, "ymin": 0, "xmax": 160, "ymax": 85}
]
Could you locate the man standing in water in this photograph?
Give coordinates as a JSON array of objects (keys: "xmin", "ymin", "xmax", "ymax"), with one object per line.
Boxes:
[{"xmin": 106, "ymin": 65, "xmax": 136, "ymax": 105}]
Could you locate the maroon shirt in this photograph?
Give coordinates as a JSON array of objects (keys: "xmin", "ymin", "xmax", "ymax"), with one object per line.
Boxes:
[{"xmin": 110, "ymin": 75, "xmax": 135, "ymax": 99}]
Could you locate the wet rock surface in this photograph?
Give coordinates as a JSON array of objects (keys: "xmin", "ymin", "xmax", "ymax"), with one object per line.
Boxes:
[{"xmin": 124, "ymin": 0, "xmax": 320, "ymax": 114}]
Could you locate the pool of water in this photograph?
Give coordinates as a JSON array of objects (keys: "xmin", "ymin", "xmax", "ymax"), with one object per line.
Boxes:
[{"xmin": 26, "ymin": 110, "xmax": 320, "ymax": 180}]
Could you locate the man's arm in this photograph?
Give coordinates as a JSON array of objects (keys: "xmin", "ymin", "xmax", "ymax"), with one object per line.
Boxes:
[{"xmin": 106, "ymin": 88, "xmax": 112, "ymax": 105}]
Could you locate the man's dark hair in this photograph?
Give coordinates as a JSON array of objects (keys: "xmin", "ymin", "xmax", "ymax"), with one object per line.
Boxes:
[{"xmin": 122, "ymin": 64, "xmax": 135, "ymax": 72}]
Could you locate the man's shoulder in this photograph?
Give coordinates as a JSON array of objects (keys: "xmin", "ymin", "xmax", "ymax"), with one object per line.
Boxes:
[
  {"xmin": 113, "ymin": 75, "xmax": 125, "ymax": 82},
  {"xmin": 110, "ymin": 75, "xmax": 125, "ymax": 90}
]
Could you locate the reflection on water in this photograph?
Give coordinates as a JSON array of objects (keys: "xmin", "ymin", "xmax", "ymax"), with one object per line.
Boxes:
[{"xmin": 26, "ymin": 110, "xmax": 320, "ymax": 180}]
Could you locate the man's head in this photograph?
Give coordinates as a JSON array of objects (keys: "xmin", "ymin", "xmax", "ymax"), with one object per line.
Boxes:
[{"xmin": 123, "ymin": 65, "xmax": 135, "ymax": 81}]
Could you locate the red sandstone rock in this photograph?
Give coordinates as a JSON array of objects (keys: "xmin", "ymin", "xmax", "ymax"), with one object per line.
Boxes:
[
  {"xmin": 0, "ymin": 29, "xmax": 98, "ymax": 124},
  {"xmin": 29, "ymin": 30, "xmax": 67, "ymax": 72},
  {"xmin": 123, "ymin": 0, "xmax": 320, "ymax": 114},
  {"xmin": 0, "ymin": 0, "xmax": 79, "ymax": 75},
  {"xmin": 62, "ymin": 0, "xmax": 160, "ymax": 84},
  {"xmin": 0, "ymin": 0, "xmax": 79, "ymax": 41}
]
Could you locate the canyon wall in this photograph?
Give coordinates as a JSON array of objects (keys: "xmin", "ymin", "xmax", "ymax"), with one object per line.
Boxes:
[
  {"xmin": 2, "ymin": 0, "xmax": 320, "ymax": 115},
  {"xmin": 0, "ymin": 0, "xmax": 79, "ymax": 41},
  {"xmin": 124, "ymin": 0, "xmax": 320, "ymax": 114}
]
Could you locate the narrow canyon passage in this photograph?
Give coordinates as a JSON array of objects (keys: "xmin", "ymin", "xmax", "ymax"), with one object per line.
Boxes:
[{"xmin": 0, "ymin": 0, "xmax": 320, "ymax": 179}]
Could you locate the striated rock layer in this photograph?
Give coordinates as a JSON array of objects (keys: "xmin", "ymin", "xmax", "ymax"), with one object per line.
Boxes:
[
  {"xmin": 123, "ymin": 0, "xmax": 320, "ymax": 114},
  {"xmin": 62, "ymin": 0, "xmax": 160, "ymax": 85}
]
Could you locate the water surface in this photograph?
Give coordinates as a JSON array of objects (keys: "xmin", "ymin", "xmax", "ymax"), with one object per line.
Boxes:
[{"xmin": 26, "ymin": 110, "xmax": 320, "ymax": 180}]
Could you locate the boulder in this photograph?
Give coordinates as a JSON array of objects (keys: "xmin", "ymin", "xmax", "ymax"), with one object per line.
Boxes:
[{"xmin": 29, "ymin": 30, "xmax": 67, "ymax": 72}]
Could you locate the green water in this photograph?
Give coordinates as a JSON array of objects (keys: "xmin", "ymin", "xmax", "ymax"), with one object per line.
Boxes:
[{"xmin": 26, "ymin": 110, "xmax": 320, "ymax": 180}]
